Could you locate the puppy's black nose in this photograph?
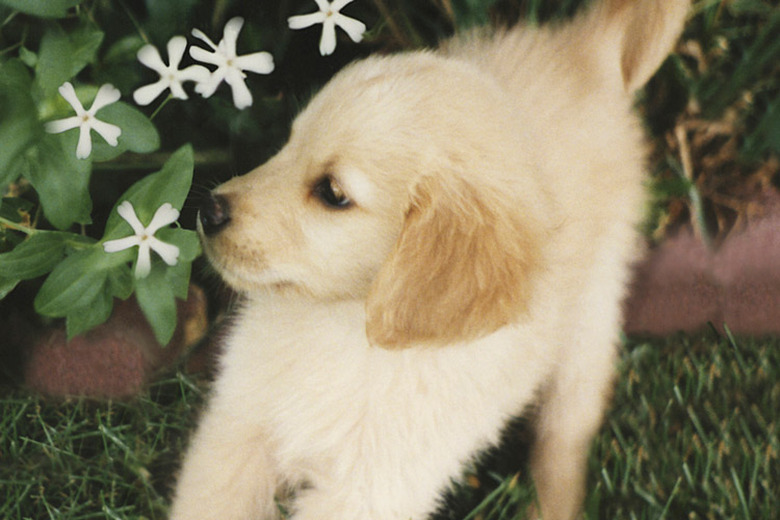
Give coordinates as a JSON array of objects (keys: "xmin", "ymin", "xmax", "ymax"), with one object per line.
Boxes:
[{"xmin": 199, "ymin": 193, "xmax": 231, "ymax": 236}]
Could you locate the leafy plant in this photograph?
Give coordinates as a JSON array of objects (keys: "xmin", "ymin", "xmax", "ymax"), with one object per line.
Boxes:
[
  {"xmin": 0, "ymin": 1, "xmax": 308, "ymax": 343},
  {"xmin": 0, "ymin": 5, "xmax": 195, "ymax": 343}
]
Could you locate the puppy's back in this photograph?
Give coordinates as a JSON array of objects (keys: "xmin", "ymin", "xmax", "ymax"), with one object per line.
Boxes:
[{"xmin": 441, "ymin": 0, "xmax": 689, "ymax": 271}]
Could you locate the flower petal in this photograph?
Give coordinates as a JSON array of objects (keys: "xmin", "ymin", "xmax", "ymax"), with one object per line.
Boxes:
[
  {"xmin": 137, "ymin": 44, "xmax": 167, "ymax": 73},
  {"xmin": 166, "ymin": 35, "xmax": 188, "ymax": 68},
  {"xmin": 335, "ymin": 14, "xmax": 366, "ymax": 43},
  {"xmin": 134, "ymin": 243, "xmax": 152, "ymax": 278},
  {"xmin": 146, "ymin": 203, "xmax": 180, "ymax": 233},
  {"xmin": 314, "ymin": 0, "xmax": 330, "ymax": 11},
  {"xmin": 44, "ymin": 116, "xmax": 81, "ymax": 134},
  {"xmin": 117, "ymin": 201, "xmax": 145, "ymax": 235},
  {"xmin": 150, "ymin": 238, "xmax": 180, "ymax": 266},
  {"xmin": 89, "ymin": 84, "xmax": 122, "ymax": 113},
  {"xmin": 190, "ymin": 45, "xmax": 222, "ymax": 67},
  {"xmin": 76, "ymin": 125, "xmax": 92, "ymax": 159},
  {"xmin": 57, "ymin": 82, "xmax": 86, "ymax": 115},
  {"xmin": 90, "ymin": 119, "xmax": 122, "ymax": 147},
  {"xmin": 194, "ymin": 72, "xmax": 223, "ymax": 98},
  {"xmin": 103, "ymin": 235, "xmax": 141, "ymax": 253},
  {"xmin": 191, "ymin": 28, "xmax": 218, "ymax": 51},
  {"xmin": 225, "ymin": 69, "xmax": 253, "ymax": 109},
  {"xmin": 222, "ymin": 17, "xmax": 245, "ymax": 57},
  {"xmin": 168, "ymin": 81, "xmax": 188, "ymax": 100},
  {"xmin": 234, "ymin": 52, "xmax": 275, "ymax": 75},
  {"xmin": 319, "ymin": 20, "xmax": 338, "ymax": 56},
  {"xmin": 288, "ymin": 12, "xmax": 326, "ymax": 30},
  {"xmin": 133, "ymin": 80, "xmax": 169, "ymax": 106},
  {"xmin": 178, "ymin": 64, "xmax": 212, "ymax": 84}
]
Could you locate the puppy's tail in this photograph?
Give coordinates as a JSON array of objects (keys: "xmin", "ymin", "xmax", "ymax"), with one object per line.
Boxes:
[{"xmin": 587, "ymin": 0, "xmax": 690, "ymax": 92}]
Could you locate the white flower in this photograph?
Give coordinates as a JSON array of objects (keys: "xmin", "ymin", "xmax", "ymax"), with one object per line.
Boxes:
[
  {"xmin": 103, "ymin": 201, "xmax": 181, "ymax": 279},
  {"xmin": 133, "ymin": 36, "xmax": 211, "ymax": 106},
  {"xmin": 288, "ymin": 0, "xmax": 366, "ymax": 56},
  {"xmin": 45, "ymin": 82, "xmax": 122, "ymax": 160},
  {"xmin": 189, "ymin": 17, "xmax": 275, "ymax": 109}
]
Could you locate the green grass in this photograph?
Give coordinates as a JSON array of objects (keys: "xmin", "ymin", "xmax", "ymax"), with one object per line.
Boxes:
[
  {"xmin": 589, "ymin": 330, "xmax": 778, "ymax": 519},
  {"xmin": 1, "ymin": 331, "xmax": 777, "ymax": 519},
  {"xmin": 0, "ymin": 373, "xmax": 204, "ymax": 520},
  {"xmin": 446, "ymin": 331, "xmax": 779, "ymax": 520}
]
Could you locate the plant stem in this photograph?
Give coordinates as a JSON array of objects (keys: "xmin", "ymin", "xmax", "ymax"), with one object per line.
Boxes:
[
  {"xmin": 117, "ymin": 0, "xmax": 150, "ymax": 44},
  {"xmin": 675, "ymin": 123, "xmax": 712, "ymax": 250},
  {"xmin": 1, "ymin": 9, "xmax": 18, "ymax": 29},
  {"xmin": 150, "ymin": 94, "xmax": 173, "ymax": 121},
  {"xmin": 0, "ymin": 215, "xmax": 36, "ymax": 235}
]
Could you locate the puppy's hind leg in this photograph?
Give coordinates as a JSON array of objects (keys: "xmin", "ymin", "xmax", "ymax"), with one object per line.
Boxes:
[{"xmin": 169, "ymin": 407, "xmax": 280, "ymax": 520}]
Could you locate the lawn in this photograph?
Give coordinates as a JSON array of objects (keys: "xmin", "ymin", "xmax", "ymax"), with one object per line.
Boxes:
[{"xmin": 1, "ymin": 330, "xmax": 776, "ymax": 519}]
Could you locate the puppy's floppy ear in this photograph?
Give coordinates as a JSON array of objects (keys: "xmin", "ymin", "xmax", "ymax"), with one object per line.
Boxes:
[
  {"xmin": 366, "ymin": 174, "xmax": 540, "ymax": 349},
  {"xmin": 601, "ymin": 0, "xmax": 690, "ymax": 92}
]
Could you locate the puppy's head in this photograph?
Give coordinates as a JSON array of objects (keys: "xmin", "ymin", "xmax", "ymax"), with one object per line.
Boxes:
[
  {"xmin": 199, "ymin": 53, "xmax": 545, "ymax": 348},
  {"xmin": 199, "ymin": 0, "xmax": 689, "ymax": 349}
]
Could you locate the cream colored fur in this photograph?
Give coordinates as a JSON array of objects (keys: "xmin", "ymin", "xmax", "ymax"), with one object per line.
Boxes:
[{"xmin": 171, "ymin": 1, "xmax": 690, "ymax": 519}]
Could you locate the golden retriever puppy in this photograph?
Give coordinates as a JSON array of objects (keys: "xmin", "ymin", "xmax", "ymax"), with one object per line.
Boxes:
[{"xmin": 171, "ymin": 1, "xmax": 689, "ymax": 519}]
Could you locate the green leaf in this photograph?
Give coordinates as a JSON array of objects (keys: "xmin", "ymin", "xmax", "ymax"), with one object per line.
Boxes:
[
  {"xmin": 35, "ymin": 22, "xmax": 105, "ymax": 97},
  {"xmin": 34, "ymin": 236, "xmax": 134, "ymax": 333},
  {"xmin": 103, "ymin": 35, "xmax": 146, "ymax": 65},
  {"xmin": 19, "ymin": 47, "xmax": 38, "ymax": 68},
  {"xmin": 103, "ymin": 145, "xmax": 194, "ymax": 240},
  {"xmin": 0, "ymin": 60, "xmax": 43, "ymax": 189},
  {"xmin": 34, "ymin": 248, "xmax": 108, "ymax": 317},
  {"xmin": 65, "ymin": 284, "xmax": 114, "ymax": 340},
  {"xmin": 0, "ymin": 0, "xmax": 83, "ymax": 18},
  {"xmin": 91, "ymin": 102, "xmax": 161, "ymax": 162},
  {"xmin": 158, "ymin": 227, "xmax": 201, "ymax": 263},
  {"xmin": 107, "ymin": 265, "xmax": 134, "ymax": 301},
  {"xmin": 99, "ymin": 35, "xmax": 147, "ymax": 96},
  {"xmin": 35, "ymin": 25, "xmax": 72, "ymax": 96},
  {"xmin": 0, "ymin": 231, "xmax": 87, "ymax": 279},
  {"xmin": 22, "ymin": 132, "xmax": 93, "ymax": 230},
  {"xmin": 69, "ymin": 23, "xmax": 106, "ymax": 75},
  {"xmin": 167, "ymin": 257, "xmax": 193, "ymax": 301},
  {"xmin": 0, "ymin": 277, "xmax": 20, "ymax": 300},
  {"xmin": 135, "ymin": 266, "xmax": 177, "ymax": 345}
]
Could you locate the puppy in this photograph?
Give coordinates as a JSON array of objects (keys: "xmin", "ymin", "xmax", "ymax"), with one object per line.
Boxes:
[{"xmin": 171, "ymin": 1, "xmax": 689, "ymax": 519}]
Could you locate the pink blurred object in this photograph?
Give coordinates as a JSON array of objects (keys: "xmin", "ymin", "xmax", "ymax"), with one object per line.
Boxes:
[
  {"xmin": 625, "ymin": 189, "xmax": 780, "ymax": 336},
  {"xmin": 24, "ymin": 285, "xmax": 207, "ymax": 399}
]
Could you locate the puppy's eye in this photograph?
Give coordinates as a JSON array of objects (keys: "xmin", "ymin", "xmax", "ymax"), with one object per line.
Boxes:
[{"xmin": 312, "ymin": 175, "xmax": 352, "ymax": 209}]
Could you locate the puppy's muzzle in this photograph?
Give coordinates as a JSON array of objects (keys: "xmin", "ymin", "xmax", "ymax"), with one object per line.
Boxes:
[{"xmin": 199, "ymin": 193, "xmax": 231, "ymax": 236}]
